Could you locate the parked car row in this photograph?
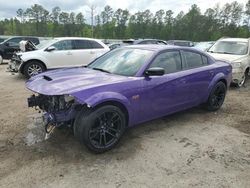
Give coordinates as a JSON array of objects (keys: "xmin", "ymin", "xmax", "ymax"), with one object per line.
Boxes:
[
  {"xmin": 2, "ymin": 36, "xmax": 249, "ymax": 86},
  {"xmin": 106, "ymin": 39, "xmax": 195, "ymax": 50}
]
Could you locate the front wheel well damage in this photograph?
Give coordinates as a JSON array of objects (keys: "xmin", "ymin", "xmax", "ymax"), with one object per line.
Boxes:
[{"xmin": 20, "ymin": 59, "xmax": 47, "ymax": 73}]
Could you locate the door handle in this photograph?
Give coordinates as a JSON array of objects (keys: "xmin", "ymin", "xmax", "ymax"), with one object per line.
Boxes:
[
  {"xmin": 66, "ymin": 51, "xmax": 72, "ymax": 55},
  {"xmin": 90, "ymin": 51, "xmax": 95, "ymax": 54}
]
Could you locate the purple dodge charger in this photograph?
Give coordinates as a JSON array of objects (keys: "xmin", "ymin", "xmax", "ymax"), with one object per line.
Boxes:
[{"xmin": 26, "ymin": 45, "xmax": 232, "ymax": 153}]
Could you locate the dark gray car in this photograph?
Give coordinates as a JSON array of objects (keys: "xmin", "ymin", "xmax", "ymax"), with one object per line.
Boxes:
[{"xmin": 0, "ymin": 36, "xmax": 40, "ymax": 64}]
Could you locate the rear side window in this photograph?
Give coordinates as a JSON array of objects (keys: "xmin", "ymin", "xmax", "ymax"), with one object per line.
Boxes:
[
  {"xmin": 88, "ymin": 40, "xmax": 104, "ymax": 49},
  {"xmin": 74, "ymin": 40, "xmax": 104, "ymax": 49},
  {"xmin": 150, "ymin": 51, "xmax": 182, "ymax": 74},
  {"xmin": 74, "ymin": 40, "xmax": 91, "ymax": 49},
  {"xmin": 182, "ymin": 51, "xmax": 204, "ymax": 69}
]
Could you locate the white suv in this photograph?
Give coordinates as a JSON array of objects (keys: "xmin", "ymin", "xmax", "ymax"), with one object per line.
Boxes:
[
  {"xmin": 207, "ymin": 38, "xmax": 250, "ymax": 87},
  {"xmin": 8, "ymin": 37, "xmax": 109, "ymax": 78}
]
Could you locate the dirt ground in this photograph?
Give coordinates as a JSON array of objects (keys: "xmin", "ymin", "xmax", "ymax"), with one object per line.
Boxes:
[{"xmin": 0, "ymin": 63, "xmax": 250, "ymax": 188}]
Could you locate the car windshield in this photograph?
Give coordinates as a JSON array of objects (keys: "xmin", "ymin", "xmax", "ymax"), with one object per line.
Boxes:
[
  {"xmin": 0, "ymin": 37, "xmax": 9, "ymax": 44},
  {"xmin": 195, "ymin": 42, "xmax": 214, "ymax": 51},
  {"xmin": 88, "ymin": 48, "xmax": 154, "ymax": 76},
  {"xmin": 208, "ymin": 41, "xmax": 248, "ymax": 55},
  {"xmin": 36, "ymin": 39, "xmax": 58, "ymax": 49}
]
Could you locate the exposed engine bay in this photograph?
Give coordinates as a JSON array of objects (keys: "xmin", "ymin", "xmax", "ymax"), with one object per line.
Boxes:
[
  {"xmin": 28, "ymin": 94, "xmax": 74, "ymax": 113},
  {"xmin": 28, "ymin": 94, "xmax": 79, "ymax": 137}
]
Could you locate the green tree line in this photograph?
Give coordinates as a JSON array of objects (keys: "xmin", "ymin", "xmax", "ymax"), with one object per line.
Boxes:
[{"xmin": 0, "ymin": 1, "xmax": 250, "ymax": 41}]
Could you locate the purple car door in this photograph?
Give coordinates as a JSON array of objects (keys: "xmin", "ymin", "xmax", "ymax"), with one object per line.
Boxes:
[
  {"xmin": 179, "ymin": 50, "xmax": 214, "ymax": 104},
  {"xmin": 139, "ymin": 50, "xmax": 191, "ymax": 122},
  {"xmin": 138, "ymin": 50, "xmax": 214, "ymax": 123}
]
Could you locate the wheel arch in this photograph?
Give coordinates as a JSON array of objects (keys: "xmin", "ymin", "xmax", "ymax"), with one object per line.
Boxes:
[
  {"xmin": 20, "ymin": 59, "xmax": 47, "ymax": 73},
  {"xmin": 245, "ymin": 67, "xmax": 249, "ymax": 74},
  {"xmin": 217, "ymin": 78, "xmax": 227, "ymax": 87},
  {"xmin": 206, "ymin": 73, "xmax": 228, "ymax": 101},
  {"xmin": 72, "ymin": 91, "xmax": 131, "ymax": 126},
  {"xmin": 92, "ymin": 101, "xmax": 129, "ymax": 127}
]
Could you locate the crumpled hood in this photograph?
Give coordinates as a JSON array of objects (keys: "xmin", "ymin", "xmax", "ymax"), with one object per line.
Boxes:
[
  {"xmin": 26, "ymin": 67, "xmax": 131, "ymax": 95},
  {"xmin": 207, "ymin": 53, "xmax": 246, "ymax": 63}
]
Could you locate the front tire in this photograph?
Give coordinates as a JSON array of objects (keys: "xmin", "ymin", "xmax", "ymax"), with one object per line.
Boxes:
[
  {"xmin": 205, "ymin": 81, "xmax": 226, "ymax": 111},
  {"xmin": 74, "ymin": 105, "xmax": 126, "ymax": 153},
  {"xmin": 23, "ymin": 61, "xmax": 46, "ymax": 78}
]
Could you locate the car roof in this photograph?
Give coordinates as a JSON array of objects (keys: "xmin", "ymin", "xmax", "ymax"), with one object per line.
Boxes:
[
  {"xmin": 167, "ymin": 40, "xmax": 192, "ymax": 42},
  {"xmin": 124, "ymin": 44, "xmax": 203, "ymax": 53},
  {"xmin": 219, "ymin": 38, "xmax": 249, "ymax": 42},
  {"xmin": 8, "ymin": 36, "xmax": 38, "ymax": 38},
  {"xmin": 54, "ymin": 37, "xmax": 100, "ymax": 41}
]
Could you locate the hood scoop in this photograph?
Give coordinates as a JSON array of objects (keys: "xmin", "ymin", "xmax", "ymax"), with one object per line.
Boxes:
[{"xmin": 43, "ymin": 75, "xmax": 53, "ymax": 81}]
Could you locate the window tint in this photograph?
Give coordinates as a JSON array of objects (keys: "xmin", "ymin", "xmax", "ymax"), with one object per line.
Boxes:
[
  {"xmin": 74, "ymin": 40, "xmax": 104, "ymax": 49},
  {"xmin": 150, "ymin": 51, "xmax": 182, "ymax": 74},
  {"xmin": 74, "ymin": 40, "xmax": 91, "ymax": 49},
  {"xmin": 182, "ymin": 51, "xmax": 204, "ymax": 69},
  {"xmin": 53, "ymin": 40, "xmax": 74, "ymax": 50},
  {"xmin": 89, "ymin": 40, "xmax": 104, "ymax": 49}
]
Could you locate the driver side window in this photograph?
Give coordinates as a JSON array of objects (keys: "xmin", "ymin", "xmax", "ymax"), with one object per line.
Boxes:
[
  {"xmin": 53, "ymin": 40, "xmax": 74, "ymax": 51},
  {"xmin": 150, "ymin": 51, "xmax": 182, "ymax": 74}
]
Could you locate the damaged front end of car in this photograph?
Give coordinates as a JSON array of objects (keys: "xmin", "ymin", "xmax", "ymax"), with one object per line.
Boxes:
[{"xmin": 27, "ymin": 94, "xmax": 81, "ymax": 137}]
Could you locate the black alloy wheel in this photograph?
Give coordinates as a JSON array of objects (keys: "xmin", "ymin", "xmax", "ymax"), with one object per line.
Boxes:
[
  {"xmin": 89, "ymin": 111, "xmax": 123, "ymax": 149},
  {"xmin": 205, "ymin": 81, "xmax": 226, "ymax": 111},
  {"xmin": 74, "ymin": 105, "xmax": 126, "ymax": 153}
]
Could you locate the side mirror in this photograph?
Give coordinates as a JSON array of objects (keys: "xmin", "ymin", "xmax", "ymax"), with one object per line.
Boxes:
[
  {"xmin": 45, "ymin": 46, "xmax": 56, "ymax": 52},
  {"xmin": 144, "ymin": 67, "xmax": 165, "ymax": 76},
  {"xmin": 5, "ymin": 42, "xmax": 9, "ymax": 46}
]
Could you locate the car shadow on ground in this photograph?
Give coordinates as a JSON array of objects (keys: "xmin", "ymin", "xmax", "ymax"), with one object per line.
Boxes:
[{"xmin": 19, "ymin": 106, "xmax": 212, "ymax": 162}]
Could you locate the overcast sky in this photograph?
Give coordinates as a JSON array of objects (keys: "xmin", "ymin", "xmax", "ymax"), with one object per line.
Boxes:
[{"xmin": 0, "ymin": 0, "xmax": 248, "ymax": 21}]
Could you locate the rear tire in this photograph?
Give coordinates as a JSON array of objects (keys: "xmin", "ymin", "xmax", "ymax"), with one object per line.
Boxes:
[
  {"xmin": 23, "ymin": 61, "xmax": 46, "ymax": 78},
  {"xmin": 74, "ymin": 105, "xmax": 126, "ymax": 153},
  {"xmin": 204, "ymin": 81, "xmax": 226, "ymax": 111}
]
